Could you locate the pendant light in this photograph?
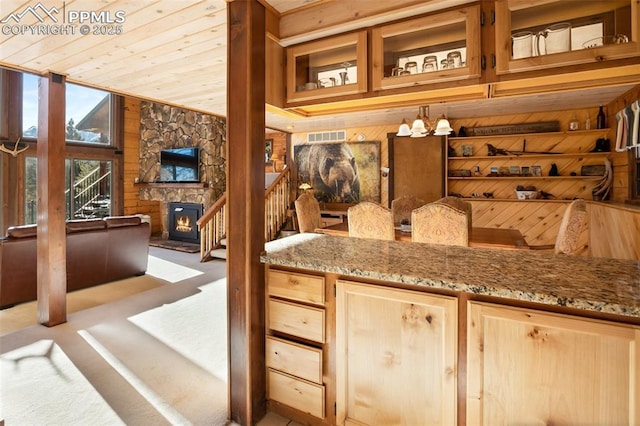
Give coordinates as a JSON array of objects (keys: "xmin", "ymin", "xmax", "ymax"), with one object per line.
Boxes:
[
  {"xmin": 410, "ymin": 105, "xmax": 430, "ymax": 137},
  {"xmin": 433, "ymin": 114, "xmax": 453, "ymax": 135},
  {"xmin": 396, "ymin": 118, "xmax": 412, "ymax": 136}
]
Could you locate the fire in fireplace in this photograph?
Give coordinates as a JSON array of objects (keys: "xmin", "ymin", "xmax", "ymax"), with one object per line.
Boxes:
[{"xmin": 168, "ymin": 202, "xmax": 203, "ymax": 243}]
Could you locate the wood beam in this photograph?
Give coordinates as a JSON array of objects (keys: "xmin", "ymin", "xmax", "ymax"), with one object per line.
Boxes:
[
  {"xmin": 227, "ymin": 1, "xmax": 267, "ymax": 425},
  {"xmin": 36, "ymin": 72, "xmax": 67, "ymax": 327}
]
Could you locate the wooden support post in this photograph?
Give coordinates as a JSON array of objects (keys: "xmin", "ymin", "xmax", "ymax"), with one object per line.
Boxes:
[
  {"xmin": 37, "ymin": 72, "xmax": 67, "ymax": 326},
  {"xmin": 227, "ymin": 1, "xmax": 267, "ymax": 424}
]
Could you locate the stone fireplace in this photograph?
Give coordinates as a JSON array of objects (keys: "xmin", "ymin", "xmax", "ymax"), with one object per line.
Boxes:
[
  {"xmin": 168, "ymin": 202, "xmax": 202, "ymax": 243},
  {"xmin": 136, "ymin": 100, "xmax": 226, "ymax": 238}
]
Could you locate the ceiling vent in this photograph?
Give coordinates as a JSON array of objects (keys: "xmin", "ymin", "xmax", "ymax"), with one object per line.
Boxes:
[{"xmin": 307, "ymin": 130, "xmax": 346, "ymax": 143}]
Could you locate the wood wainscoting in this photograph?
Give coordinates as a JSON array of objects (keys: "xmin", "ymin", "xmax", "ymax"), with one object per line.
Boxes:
[
  {"xmin": 469, "ymin": 199, "xmax": 640, "ymax": 260},
  {"xmin": 589, "ymin": 202, "xmax": 640, "ymax": 260}
]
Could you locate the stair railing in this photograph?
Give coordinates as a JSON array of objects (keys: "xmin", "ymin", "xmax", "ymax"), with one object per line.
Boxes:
[
  {"xmin": 196, "ymin": 193, "xmax": 227, "ymax": 262},
  {"xmin": 196, "ymin": 165, "xmax": 292, "ymax": 262},
  {"xmin": 264, "ymin": 165, "xmax": 291, "ymax": 242}
]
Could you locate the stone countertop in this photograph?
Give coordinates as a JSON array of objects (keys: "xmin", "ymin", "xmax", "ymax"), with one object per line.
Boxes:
[{"xmin": 261, "ymin": 234, "xmax": 640, "ymax": 319}]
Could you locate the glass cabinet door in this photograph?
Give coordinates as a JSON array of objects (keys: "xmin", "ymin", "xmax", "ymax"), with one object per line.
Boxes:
[
  {"xmin": 286, "ymin": 31, "xmax": 367, "ymax": 103},
  {"xmin": 495, "ymin": 0, "xmax": 640, "ymax": 75},
  {"xmin": 371, "ymin": 6, "xmax": 481, "ymax": 91}
]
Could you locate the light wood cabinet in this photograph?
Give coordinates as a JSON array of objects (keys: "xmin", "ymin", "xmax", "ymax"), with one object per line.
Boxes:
[
  {"xmin": 467, "ymin": 301, "xmax": 640, "ymax": 425},
  {"xmin": 494, "ymin": 0, "xmax": 640, "ymax": 76},
  {"xmin": 335, "ymin": 280, "xmax": 458, "ymax": 426},
  {"xmin": 371, "ymin": 5, "xmax": 481, "ymax": 91},
  {"xmin": 447, "ymin": 128, "xmax": 611, "ymax": 200},
  {"xmin": 285, "ymin": 31, "xmax": 367, "ymax": 104},
  {"xmin": 266, "ymin": 268, "xmax": 328, "ymax": 420}
]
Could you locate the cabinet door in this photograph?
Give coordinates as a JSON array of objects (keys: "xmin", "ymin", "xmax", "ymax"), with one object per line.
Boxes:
[
  {"xmin": 286, "ymin": 31, "xmax": 367, "ymax": 104},
  {"xmin": 371, "ymin": 5, "xmax": 481, "ymax": 91},
  {"xmin": 495, "ymin": 0, "xmax": 640, "ymax": 75},
  {"xmin": 336, "ymin": 280, "xmax": 458, "ymax": 426},
  {"xmin": 467, "ymin": 302, "xmax": 640, "ymax": 425},
  {"xmin": 390, "ymin": 135, "xmax": 446, "ymax": 203}
]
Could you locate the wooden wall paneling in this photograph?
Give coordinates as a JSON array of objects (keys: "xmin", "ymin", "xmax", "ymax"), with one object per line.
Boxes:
[
  {"xmin": 3, "ymin": 70, "xmax": 25, "ymax": 230},
  {"xmin": 589, "ymin": 203, "xmax": 640, "ymax": 260},
  {"xmin": 607, "ymin": 83, "xmax": 640, "ymax": 201},
  {"xmin": 122, "ymin": 97, "xmax": 162, "ymax": 234},
  {"xmin": 291, "ymin": 123, "xmax": 395, "ymax": 206},
  {"xmin": 227, "ymin": 1, "xmax": 267, "ymax": 424},
  {"xmin": 36, "ymin": 72, "xmax": 67, "ymax": 326}
]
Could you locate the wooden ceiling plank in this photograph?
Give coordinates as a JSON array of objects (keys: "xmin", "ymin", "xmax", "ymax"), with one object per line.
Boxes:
[
  {"xmin": 0, "ymin": 0, "xmax": 85, "ymax": 59},
  {"xmin": 78, "ymin": 31, "xmax": 226, "ymax": 84},
  {"xmin": 13, "ymin": 1, "xmax": 223, "ymax": 73},
  {"xmin": 84, "ymin": 43, "xmax": 225, "ymax": 91},
  {"xmin": 0, "ymin": 0, "xmax": 160, "ymax": 64}
]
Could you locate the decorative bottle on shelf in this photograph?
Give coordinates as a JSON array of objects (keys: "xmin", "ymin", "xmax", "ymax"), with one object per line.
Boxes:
[
  {"xmin": 585, "ymin": 113, "xmax": 591, "ymax": 130},
  {"xmin": 597, "ymin": 105, "xmax": 606, "ymax": 129},
  {"xmin": 569, "ymin": 115, "xmax": 579, "ymax": 131}
]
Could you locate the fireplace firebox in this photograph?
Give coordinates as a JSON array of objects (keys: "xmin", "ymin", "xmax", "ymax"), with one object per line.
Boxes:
[{"xmin": 168, "ymin": 202, "xmax": 203, "ymax": 243}]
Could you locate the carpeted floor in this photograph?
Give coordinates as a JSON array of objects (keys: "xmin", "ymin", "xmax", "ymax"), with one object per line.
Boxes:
[
  {"xmin": 0, "ymin": 247, "xmax": 296, "ymax": 426},
  {"xmin": 0, "ymin": 247, "xmax": 230, "ymax": 425}
]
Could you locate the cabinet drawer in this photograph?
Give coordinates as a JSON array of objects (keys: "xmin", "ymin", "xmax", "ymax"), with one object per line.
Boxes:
[
  {"xmin": 268, "ymin": 299, "xmax": 325, "ymax": 343},
  {"xmin": 266, "ymin": 336, "xmax": 323, "ymax": 384},
  {"xmin": 268, "ymin": 368, "xmax": 325, "ymax": 419},
  {"xmin": 268, "ymin": 269, "xmax": 325, "ymax": 305}
]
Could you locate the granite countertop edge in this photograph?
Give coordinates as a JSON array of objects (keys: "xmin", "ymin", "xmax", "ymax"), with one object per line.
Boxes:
[{"xmin": 261, "ymin": 234, "xmax": 640, "ymax": 319}]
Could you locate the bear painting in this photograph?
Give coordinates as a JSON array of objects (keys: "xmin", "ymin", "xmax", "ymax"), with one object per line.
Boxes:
[{"xmin": 294, "ymin": 141, "xmax": 380, "ymax": 204}]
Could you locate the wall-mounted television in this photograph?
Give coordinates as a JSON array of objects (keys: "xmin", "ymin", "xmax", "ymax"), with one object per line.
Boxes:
[{"xmin": 159, "ymin": 147, "xmax": 200, "ymax": 183}]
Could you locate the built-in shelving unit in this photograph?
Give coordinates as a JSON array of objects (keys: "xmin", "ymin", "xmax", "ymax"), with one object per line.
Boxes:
[{"xmin": 447, "ymin": 128, "xmax": 611, "ymax": 200}]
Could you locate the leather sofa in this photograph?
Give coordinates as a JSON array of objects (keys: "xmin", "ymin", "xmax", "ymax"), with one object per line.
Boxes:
[{"xmin": 0, "ymin": 215, "xmax": 150, "ymax": 308}]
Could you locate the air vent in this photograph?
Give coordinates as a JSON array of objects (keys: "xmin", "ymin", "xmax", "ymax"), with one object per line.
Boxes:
[{"xmin": 307, "ymin": 130, "xmax": 346, "ymax": 143}]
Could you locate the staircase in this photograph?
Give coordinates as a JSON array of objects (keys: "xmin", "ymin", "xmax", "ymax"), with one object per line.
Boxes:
[
  {"xmin": 197, "ymin": 166, "xmax": 292, "ymax": 262},
  {"xmin": 69, "ymin": 166, "xmax": 112, "ymax": 219}
]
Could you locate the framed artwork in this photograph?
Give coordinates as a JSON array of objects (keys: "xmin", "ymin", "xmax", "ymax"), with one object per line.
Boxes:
[
  {"xmin": 531, "ymin": 165, "xmax": 542, "ymax": 177},
  {"xmin": 294, "ymin": 141, "xmax": 381, "ymax": 203},
  {"xmin": 265, "ymin": 139, "xmax": 273, "ymax": 164}
]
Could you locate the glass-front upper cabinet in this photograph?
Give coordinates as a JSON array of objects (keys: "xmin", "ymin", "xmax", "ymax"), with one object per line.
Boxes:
[
  {"xmin": 495, "ymin": 0, "xmax": 640, "ymax": 75},
  {"xmin": 371, "ymin": 5, "xmax": 481, "ymax": 91},
  {"xmin": 286, "ymin": 31, "xmax": 367, "ymax": 104}
]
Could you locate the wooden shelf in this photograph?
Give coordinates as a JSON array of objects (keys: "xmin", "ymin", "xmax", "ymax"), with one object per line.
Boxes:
[
  {"xmin": 449, "ymin": 129, "xmax": 611, "ymax": 141},
  {"xmin": 448, "ymin": 152, "xmax": 610, "ymax": 160},
  {"xmin": 448, "ymin": 176, "xmax": 603, "ymax": 180}
]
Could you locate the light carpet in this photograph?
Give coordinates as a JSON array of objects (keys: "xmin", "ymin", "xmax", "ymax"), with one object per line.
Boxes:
[{"xmin": 0, "ymin": 247, "xmax": 229, "ymax": 425}]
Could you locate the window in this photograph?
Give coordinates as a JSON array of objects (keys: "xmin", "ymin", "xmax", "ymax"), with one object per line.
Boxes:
[
  {"xmin": 22, "ymin": 74, "xmax": 112, "ymax": 145},
  {"xmin": 15, "ymin": 69, "xmax": 121, "ymax": 225},
  {"xmin": 24, "ymin": 156, "xmax": 112, "ymax": 224}
]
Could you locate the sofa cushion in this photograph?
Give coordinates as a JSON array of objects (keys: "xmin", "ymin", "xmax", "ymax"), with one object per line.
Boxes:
[
  {"xmin": 66, "ymin": 219, "xmax": 106, "ymax": 233},
  {"xmin": 104, "ymin": 215, "xmax": 141, "ymax": 228},
  {"xmin": 6, "ymin": 224, "xmax": 37, "ymax": 239}
]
